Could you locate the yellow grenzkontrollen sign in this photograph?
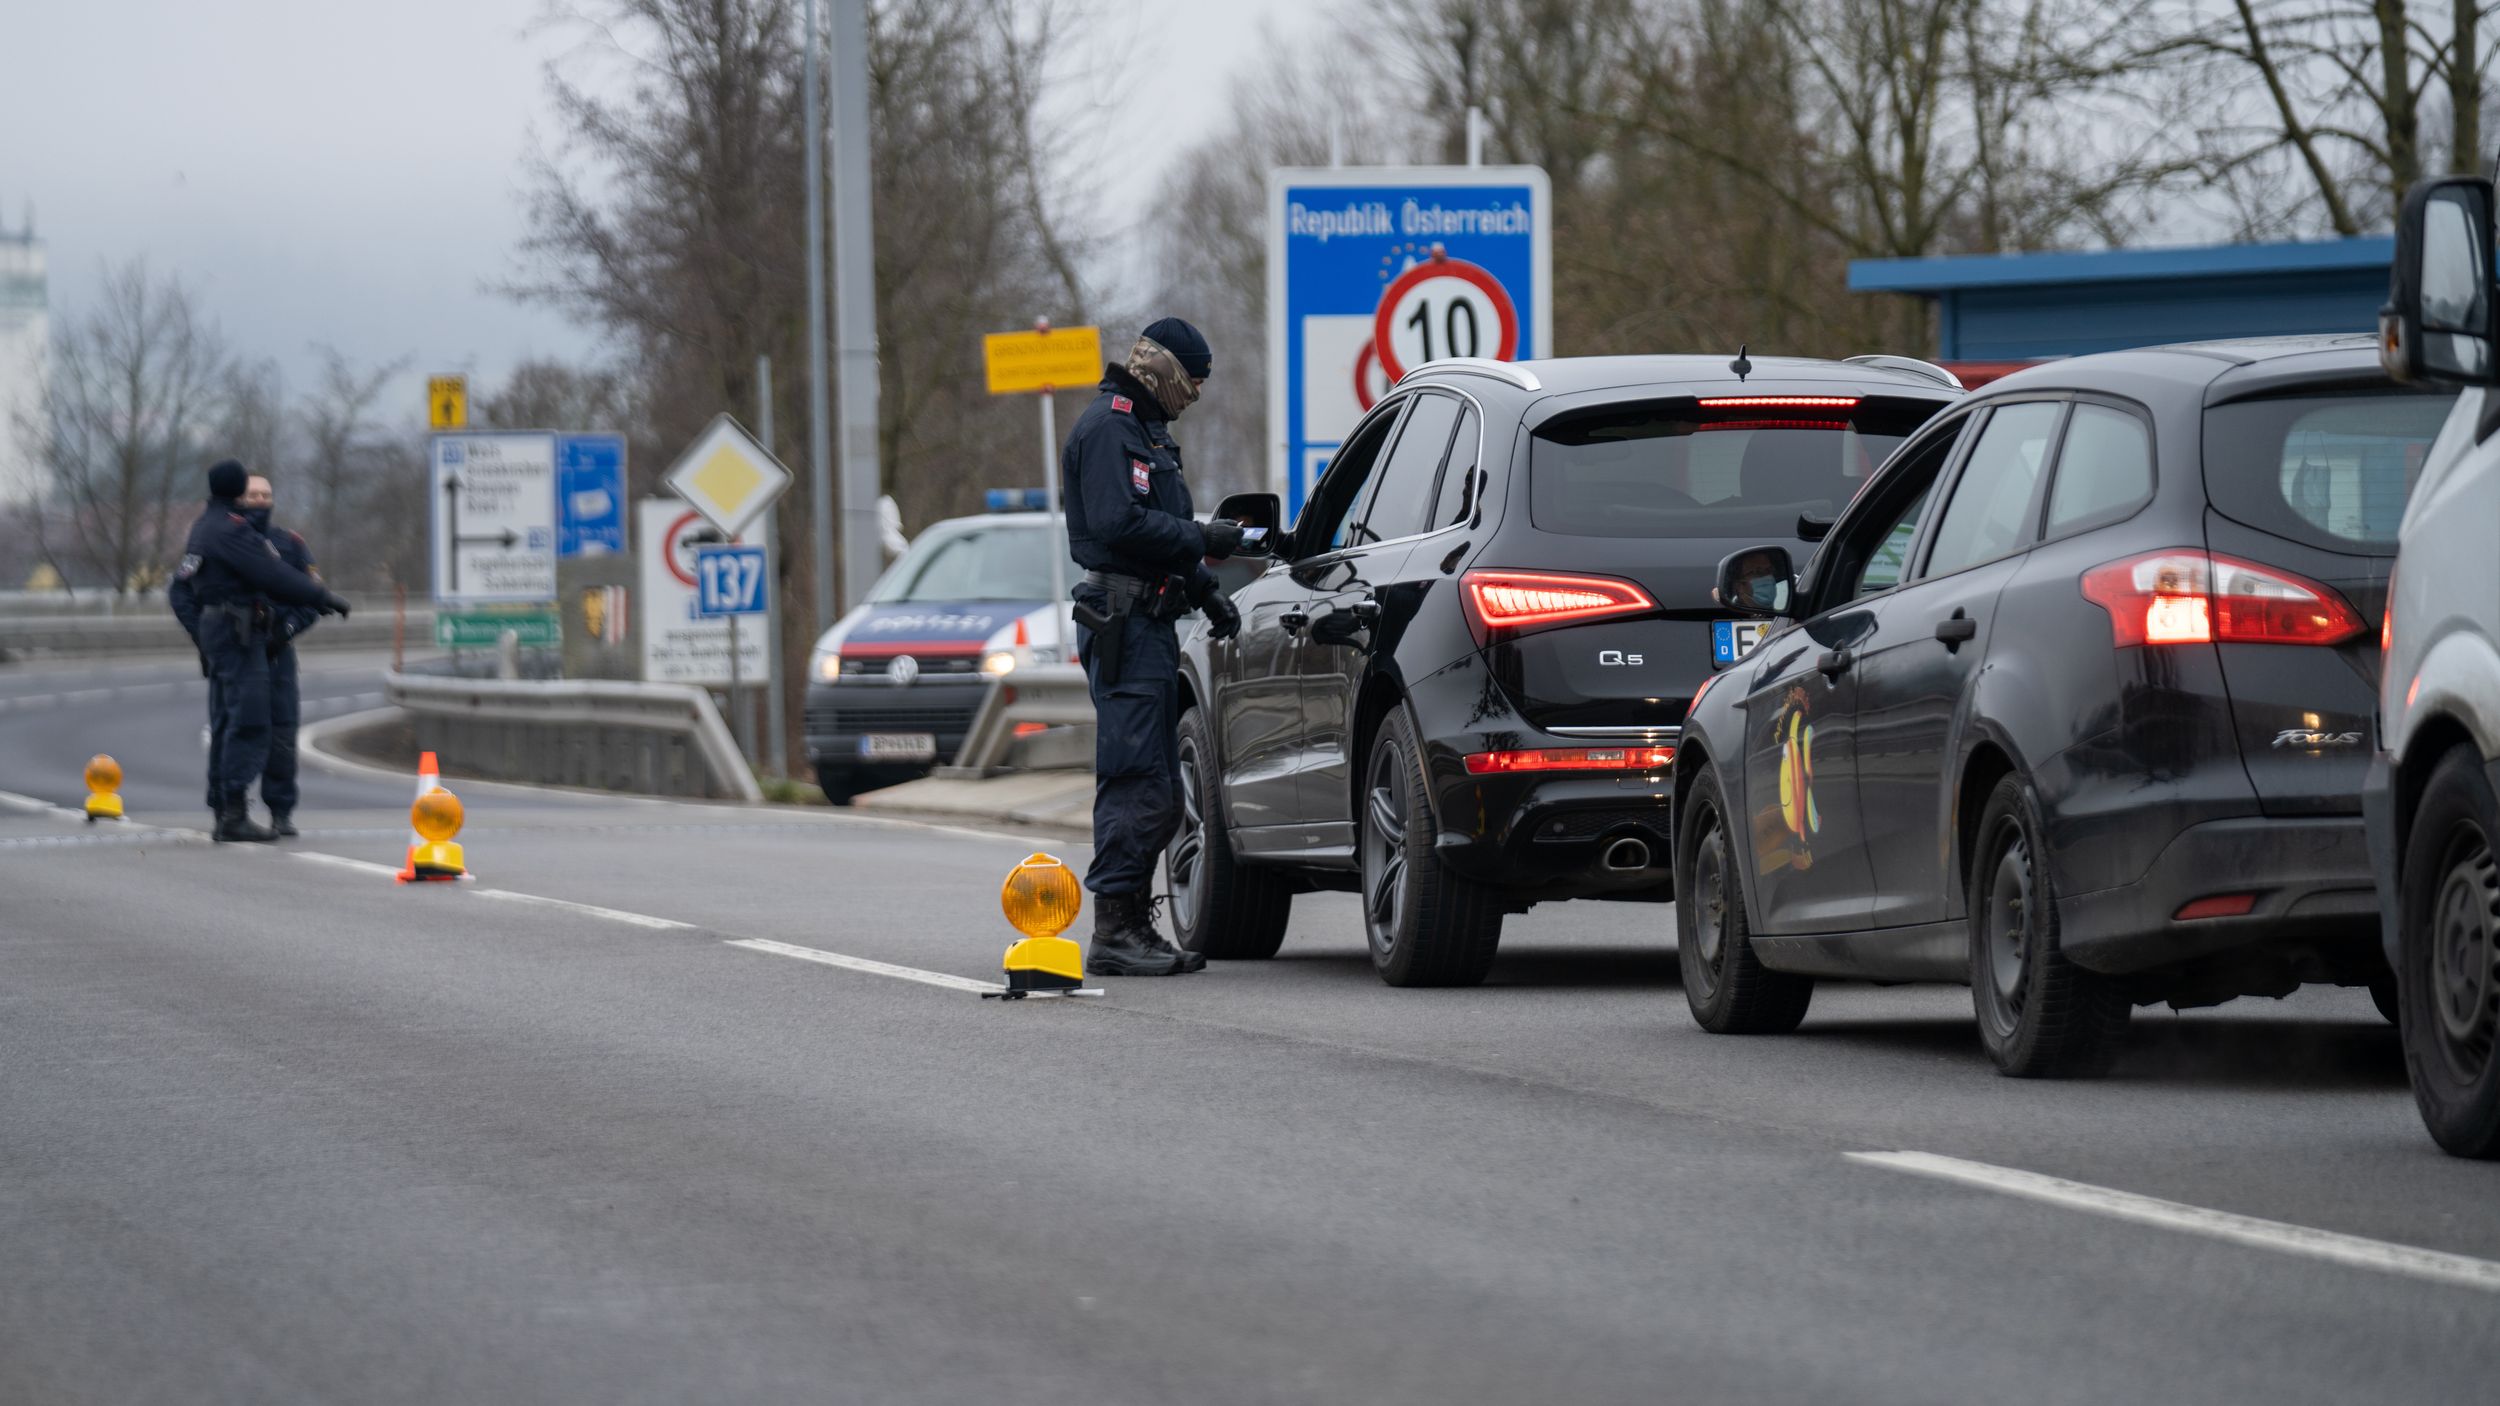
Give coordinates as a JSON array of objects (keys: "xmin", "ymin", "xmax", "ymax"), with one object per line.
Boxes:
[{"xmin": 983, "ymin": 325, "xmax": 1102, "ymax": 395}]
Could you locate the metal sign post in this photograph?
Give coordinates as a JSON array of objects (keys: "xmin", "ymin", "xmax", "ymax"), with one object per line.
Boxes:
[{"xmin": 757, "ymin": 355, "xmax": 789, "ymax": 779}]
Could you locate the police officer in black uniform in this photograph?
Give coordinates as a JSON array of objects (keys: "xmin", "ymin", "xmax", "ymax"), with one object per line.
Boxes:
[
  {"xmin": 1062, "ymin": 318, "xmax": 1245, "ymax": 976},
  {"xmin": 169, "ymin": 460, "xmax": 350, "ymax": 842},
  {"xmin": 247, "ymin": 474, "xmax": 322, "ymax": 837}
]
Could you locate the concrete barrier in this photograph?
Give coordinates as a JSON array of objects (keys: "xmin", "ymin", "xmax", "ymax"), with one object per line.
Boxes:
[
  {"xmin": 384, "ymin": 670, "xmax": 761, "ymax": 802},
  {"xmin": 941, "ymin": 663, "xmax": 1095, "ymax": 778}
]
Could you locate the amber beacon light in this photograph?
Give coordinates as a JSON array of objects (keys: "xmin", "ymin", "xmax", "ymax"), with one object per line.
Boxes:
[
  {"xmin": 988, "ymin": 853, "xmax": 1101, "ymax": 999},
  {"xmin": 82, "ymin": 754, "xmax": 124, "ymax": 822}
]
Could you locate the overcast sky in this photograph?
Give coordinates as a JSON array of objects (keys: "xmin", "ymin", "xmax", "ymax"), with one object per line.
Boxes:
[{"xmin": 2, "ymin": 0, "xmax": 1329, "ymax": 425}]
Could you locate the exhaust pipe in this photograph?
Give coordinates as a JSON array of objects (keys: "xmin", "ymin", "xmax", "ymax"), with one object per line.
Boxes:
[{"xmin": 1602, "ymin": 836, "xmax": 1652, "ymax": 872}]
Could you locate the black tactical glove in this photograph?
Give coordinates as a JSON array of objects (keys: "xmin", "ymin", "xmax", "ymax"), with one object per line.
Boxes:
[
  {"xmin": 320, "ymin": 592, "xmax": 353, "ymax": 619},
  {"xmin": 1200, "ymin": 519, "xmax": 1245, "ymax": 560},
  {"xmin": 1200, "ymin": 589, "xmax": 1242, "ymax": 642}
]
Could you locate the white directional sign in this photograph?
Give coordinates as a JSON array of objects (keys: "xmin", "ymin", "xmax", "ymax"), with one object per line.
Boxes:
[
  {"xmin": 638, "ymin": 498, "xmax": 768, "ymax": 686},
  {"xmin": 431, "ymin": 433, "xmax": 558, "ymax": 605},
  {"xmin": 661, "ymin": 414, "xmax": 792, "ymax": 539}
]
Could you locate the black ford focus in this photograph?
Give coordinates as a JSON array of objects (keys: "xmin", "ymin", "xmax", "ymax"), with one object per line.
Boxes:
[
  {"xmin": 1671, "ymin": 335, "xmax": 2456, "ymax": 1075},
  {"xmin": 1166, "ymin": 353, "xmax": 1961, "ymax": 985}
]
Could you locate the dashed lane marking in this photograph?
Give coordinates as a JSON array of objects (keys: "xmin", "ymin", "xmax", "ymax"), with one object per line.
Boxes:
[
  {"xmin": 1849, "ymin": 1151, "xmax": 2500, "ymax": 1295},
  {"xmin": 284, "ymin": 850, "xmax": 405, "ymax": 879},
  {"xmin": 726, "ymin": 938, "xmax": 1001, "ymax": 995},
  {"xmin": 469, "ymin": 886, "xmax": 701, "ymax": 931},
  {"xmin": 0, "ymin": 828, "xmax": 211, "ymax": 850}
]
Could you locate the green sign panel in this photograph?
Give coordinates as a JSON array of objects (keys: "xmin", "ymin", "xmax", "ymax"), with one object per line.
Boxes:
[{"xmin": 435, "ymin": 610, "xmax": 560, "ymax": 649}]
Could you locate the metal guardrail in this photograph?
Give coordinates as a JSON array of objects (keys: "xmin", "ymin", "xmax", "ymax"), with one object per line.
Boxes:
[
  {"xmin": 0, "ymin": 611, "xmax": 435, "ymax": 659},
  {"xmin": 942, "ymin": 663, "xmax": 1095, "ymax": 778},
  {"xmin": 384, "ymin": 670, "xmax": 762, "ymax": 803}
]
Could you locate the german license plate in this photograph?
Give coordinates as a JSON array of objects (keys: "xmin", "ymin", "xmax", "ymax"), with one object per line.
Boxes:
[
  {"xmin": 858, "ymin": 733, "xmax": 937, "ymax": 762},
  {"xmin": 1711, "ymin": 620, "xmax": 1765, "ymax": 666}
]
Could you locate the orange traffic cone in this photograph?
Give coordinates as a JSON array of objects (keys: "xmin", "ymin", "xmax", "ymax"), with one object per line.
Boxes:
[{"xmin": 395, "ymin": 751, "xmax": 454, "ymax": 883}]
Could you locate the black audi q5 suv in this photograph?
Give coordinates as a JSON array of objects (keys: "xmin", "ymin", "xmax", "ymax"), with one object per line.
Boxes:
[{"xmin": 1166, "ymin": 353, "xmax": 1962, "ymax": 986}]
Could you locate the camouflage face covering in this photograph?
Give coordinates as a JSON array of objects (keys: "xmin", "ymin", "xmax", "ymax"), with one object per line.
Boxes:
[{"xmin": 1125, "ymin": 336, "xmax": 1202, "ymax": 419}]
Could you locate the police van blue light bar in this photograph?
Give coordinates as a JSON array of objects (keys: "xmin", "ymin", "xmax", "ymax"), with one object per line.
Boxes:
[{"xmin": 986, "ymin": 488, "xmax": 1052, "ymax": 513}]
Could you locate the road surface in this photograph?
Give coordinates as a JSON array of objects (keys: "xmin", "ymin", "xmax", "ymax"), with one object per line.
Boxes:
[{"xmin": 1, "ymin": 652, "xmax": 2492, "ymax": 1403}]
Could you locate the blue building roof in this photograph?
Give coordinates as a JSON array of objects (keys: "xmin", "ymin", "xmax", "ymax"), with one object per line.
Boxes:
[{"xmin": 1847, "ymin": 237, "xmax": 2394, "ymax": 361}]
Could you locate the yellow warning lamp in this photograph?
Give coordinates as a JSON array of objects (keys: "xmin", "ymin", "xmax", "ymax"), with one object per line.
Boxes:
[
  {"xmin": 82, "ymin": 754, "xmax": 124, "ymax": 822},
  {"xmin": 998, "ymin": 852, "xmax": 1087, "ymax": 994},
  {"xmin": 408, "ymin": 788, "xmax": 467, "ymax": 880}
]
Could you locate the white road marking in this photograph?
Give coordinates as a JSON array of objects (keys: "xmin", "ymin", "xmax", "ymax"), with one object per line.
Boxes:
[
  {"xmin": 470, "ymin": 886, "xmax": 700, "ymax": 931},
  {"xmin": 1849, "ymin": 1151, "xmax": 2500, "ymax": 1295},
  {"xmin": 0, "ymin": 788, "xmax": 85, "ymax": 821},
  {"xmin": 727, "ymin": 937, "xmax": 1003, "ymax": 995},
  {"xmin": 285, "ymin": 849, "xmax": 406, "ymax": 879}
]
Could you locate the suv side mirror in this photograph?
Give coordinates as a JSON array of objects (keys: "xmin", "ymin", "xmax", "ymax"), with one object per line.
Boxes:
[
  {"xmin": 1215, "ymin": 491, "xmax": 1283, "ymax": 557},
  {"xmin": 1715, "ymin": 545, "xmax": 1796, "ymax": 619},
  {"xmin": 2383, "ymin": 175, "xmax": 2498, "ymax": 385}
]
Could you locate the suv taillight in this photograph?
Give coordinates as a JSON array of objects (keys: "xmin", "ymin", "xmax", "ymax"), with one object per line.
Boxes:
[
  {"xmin": 1460, "ymin": 570, "xmax": 1655, "ymax": 636},
  {"xmin": 2078, "ymin": 550, "xmax": 2364, "ymax": 648}
]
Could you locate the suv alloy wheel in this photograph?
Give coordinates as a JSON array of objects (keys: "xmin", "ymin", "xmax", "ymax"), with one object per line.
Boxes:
[
  {"xmin": 1165, "ymin": 708, "xmax": 1293, "ymax": 960},
  {"xmin": 1362, "ymin": 707, "xmax": 1504, "ymax": 986}
]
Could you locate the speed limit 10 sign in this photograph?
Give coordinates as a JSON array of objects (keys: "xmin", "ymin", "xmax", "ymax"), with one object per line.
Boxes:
[
  {"xmin": 1268, "ymin": 165, "xmax": 1551, "ymax": 518},
  {"xmin": 1372, "ymin": 254, "xmax": 1521, "ymax": 380}
]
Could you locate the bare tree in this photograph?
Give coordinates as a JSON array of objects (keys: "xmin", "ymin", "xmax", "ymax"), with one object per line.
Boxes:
[
  {"xmin": 2145, "ymin": 0, "xmax": 2497, "ymax": 236},
  {"xmin": 294, "ymin": 346, "xmax": 409, "ymax": 570},
  {"xmin": 14, "ymin": 260, "xmax": 228, "ymax": 593}
]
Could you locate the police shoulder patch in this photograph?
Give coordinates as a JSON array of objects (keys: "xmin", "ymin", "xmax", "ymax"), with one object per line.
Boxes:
[
  {"xmin": 175, "ymin": 554, "xmax": 201, "ymax": 580},
  {"xmin": 1130, "ymin": 459, "xmax": 1153, "ymax": 495},
  {"xmin": 1109, "ymin": 395, "xmax": 1133, "ymax": 414}
]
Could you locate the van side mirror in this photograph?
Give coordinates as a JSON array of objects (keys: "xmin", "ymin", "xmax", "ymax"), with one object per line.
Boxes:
[
  {"xmin": 1715, "ymin": 545, "xmax": 1795, "ymax": 619},
  {"xmin": 1214, "ymin": 492, "xmax": 1284, "ymax": 557},
  {"xmin": 2383, "ymin": 176, "xmax": 2498, "ymax": 385}
]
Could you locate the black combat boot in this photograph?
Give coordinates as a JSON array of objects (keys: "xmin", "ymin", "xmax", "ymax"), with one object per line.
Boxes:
[
  {"xmin": 214, "ymin": 797, "xmax": 278, "ymax": 844},
  {"xmin": 1086, "ymin": 892, "xmax": 1206, "ymax": 976},
  {"xmin": 269, "ymin": 811, "xmax": 299, "ymax": 838}
]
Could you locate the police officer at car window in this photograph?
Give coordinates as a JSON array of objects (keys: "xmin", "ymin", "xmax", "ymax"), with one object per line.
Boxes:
[
  {"xmin": 1062, "ymin": 318, "xmax": 1245, "ymax": 976},
  {"xmin": 168, "ymin": 459, "xmax": 351, "ymax": 843}
]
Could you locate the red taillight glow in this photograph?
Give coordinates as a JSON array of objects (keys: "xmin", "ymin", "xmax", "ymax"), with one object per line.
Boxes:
[
  {"xmin": 1461, "ymin": 570, "xmax": 1655, "ymax": 631},
  {"xmin": 1695, "ymin": 395, "xmax": 1861, "ymax": 410},
  {"xmin": 2381, "ymin": 563, "xmax": 2396, "ymax": 653},
  {"xmin": 2174, "ymin": 893, "xmax": 2258, "ymax": 921},
  {"xmin": 1464, "ymin": 746, "xmax": 1675, "ymax": 775},
  {"xmin": 2078, "ymin": 550, "xmax": 2364, "ymax": 648}
]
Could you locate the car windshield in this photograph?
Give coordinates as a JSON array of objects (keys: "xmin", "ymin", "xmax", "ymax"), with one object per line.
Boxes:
[
  {"xmin": 1529, "ymin": 399, "xmax": 1942, "ymax": 538},
  {"xmin": 868, "ymin": 520, "xmax": 1066, "ymax": 603},
  {"xmin": 2202, "ymin": 388, "xmax": 2459, "ymax": 552}
]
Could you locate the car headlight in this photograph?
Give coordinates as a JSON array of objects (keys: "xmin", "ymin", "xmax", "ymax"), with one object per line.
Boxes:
[
  {"xmin": 983, "ymin": 651, "xmax": 1018, "ymax": 676},
  {"xmin": 815, "ymin": 653, "xmax": 842, "ymax": 682}
]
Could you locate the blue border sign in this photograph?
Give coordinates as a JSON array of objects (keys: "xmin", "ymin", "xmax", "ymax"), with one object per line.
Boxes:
[
  {"xmin": 557, "ymin": 434, "xmax": 627, "ymax": 558},
  {"xmin": 1267, "ymin": 166, "xmax": 1551, "ymax": 519}
]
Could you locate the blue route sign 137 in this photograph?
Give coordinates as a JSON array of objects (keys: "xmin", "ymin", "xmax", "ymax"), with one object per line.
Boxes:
[
  {"xmin": 693, "ymin": 543, "xmax": 768, "ymax": 617},
  {"xmin": 1264, "ymin": 165, "xmax": 1551, "ymax": 518},
  {"xmin": 557, "ymin": 433, "xmax": 627, "ymax": 558}
]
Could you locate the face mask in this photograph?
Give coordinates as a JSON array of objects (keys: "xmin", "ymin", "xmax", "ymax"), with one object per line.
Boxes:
[
  {"xmin": 1126, "ymin": 337, "xmax": 1202, "ymax": 420},
  {"xmin": 243, "ymin": 507, "xmax": 272, "ymax": 533}
]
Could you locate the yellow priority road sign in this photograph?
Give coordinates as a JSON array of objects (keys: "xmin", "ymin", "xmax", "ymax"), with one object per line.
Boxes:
[
  {"xmin": 661, "ymin": 413, "xmax": 794, "ymax": 539},
  {"xmin": 428, "ymin": 375, "xmax": 468, "ymax": 430},
  {"xmin": 983, "ymin": 325, "xmax": 1101, "ymax": 396}
]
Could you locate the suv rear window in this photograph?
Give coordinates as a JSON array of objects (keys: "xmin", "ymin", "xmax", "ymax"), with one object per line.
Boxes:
[
  {"xmin": 1529, "ymin": 399, "xmax": 1942, "ymax": 538},
  {"xmin": 2203, "ymin": 389, "xmax": 2457, "ymax": 552}
]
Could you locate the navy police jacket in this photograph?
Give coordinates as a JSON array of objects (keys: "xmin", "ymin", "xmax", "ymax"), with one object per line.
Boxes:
[
  {"xmin": 169, "ymin": 499, "xmax": 330, "ymax": 642},
  {"xmin": 268, "ymin": 527, "xmax": 322, "ymax": 646},
  {"xmin": 1061, "ymin": 365, "xmax": 1218, "ymax": 601}
]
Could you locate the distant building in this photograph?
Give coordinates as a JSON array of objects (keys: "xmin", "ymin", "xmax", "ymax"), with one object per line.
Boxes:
[{"xmin": 0, "ymin": 213, "xmax": 47, "ymax": 502}]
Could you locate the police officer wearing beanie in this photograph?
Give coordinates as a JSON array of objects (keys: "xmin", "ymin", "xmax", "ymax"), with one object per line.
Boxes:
[
  {"xmin": 169, "ymin": 459, "xmax": 351, "ymax": 842},
  {"xmin": 1061, "ymin": 318, "xmax": 1246, "ymax": 976}
]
